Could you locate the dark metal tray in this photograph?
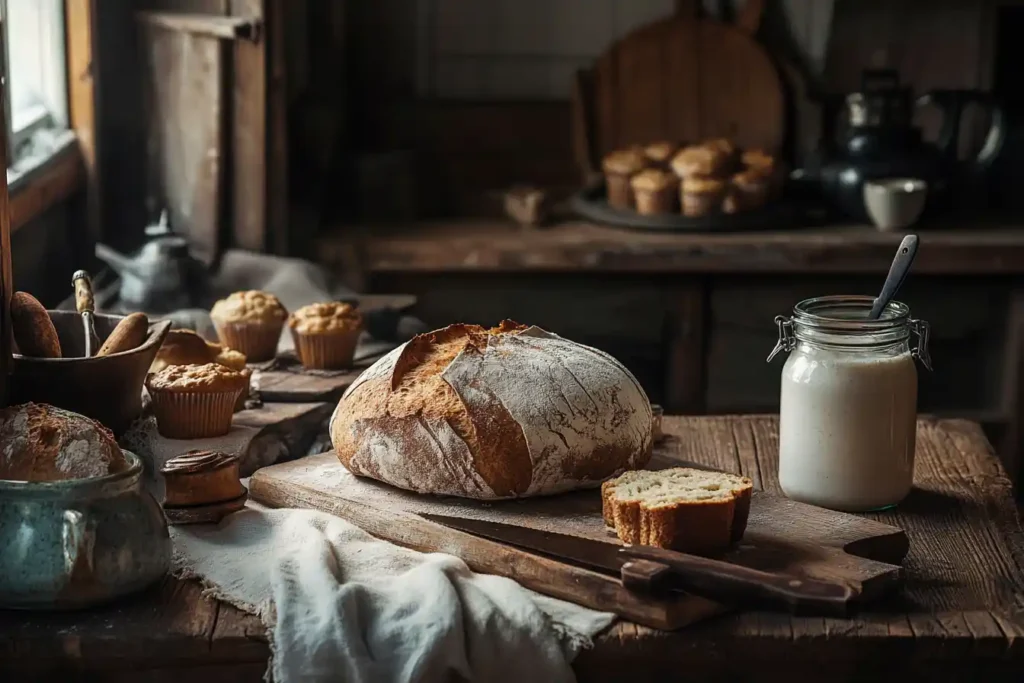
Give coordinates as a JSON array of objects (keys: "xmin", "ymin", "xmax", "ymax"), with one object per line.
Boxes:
[{"xmin": 569, "ymin": 183, "xmax": 807, "ymax": 232}]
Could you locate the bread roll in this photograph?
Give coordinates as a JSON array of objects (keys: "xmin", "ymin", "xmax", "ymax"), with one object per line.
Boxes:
[
  {"xmin": 150, "ymin": 329, "xmax": 221, "ymax": 374},
  {"xmin": 97, "ymin": 313, "xmax": 150, "ymax": 356},
  {"xmin": 11, "ymin": 291, "xmax": 61, "ymax": 358},
  {"xmin": 0, "ymin": 403, "xmax": 128, "ymax": 482},
  {"xmin": 330, "ymin": 321, "xmax": 653, "ymax": 499}
]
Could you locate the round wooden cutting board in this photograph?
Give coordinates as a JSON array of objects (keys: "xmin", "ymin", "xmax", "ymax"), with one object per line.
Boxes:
[{"xmin": 587, "ymin": 0, "xmax": 785, "ymax": 157}]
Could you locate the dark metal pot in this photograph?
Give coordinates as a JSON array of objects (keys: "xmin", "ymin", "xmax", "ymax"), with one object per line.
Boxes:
[{"xmin": 10, "ymin": 311, "xmax": 171, "ymax": 435}]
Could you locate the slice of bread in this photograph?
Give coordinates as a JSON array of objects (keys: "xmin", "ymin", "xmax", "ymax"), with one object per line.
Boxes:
[{"xmin": 602, "ymin": 467, "xmax": 754, "ymax": 555}]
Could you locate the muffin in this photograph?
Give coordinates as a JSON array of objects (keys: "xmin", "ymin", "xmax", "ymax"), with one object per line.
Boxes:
[
  {"xmin": 742, "ymin": 148, "xmax": 781, "ymax": 197},
  {"xmin": 630, "ymin": 169, "xmax": 678, "ymax": 215},
  {"xmin": 705, "ymin": 138, "xmax": 739, "ymax": 167},
  {"xmin": 146, "ymin": 363, "xmax": 248, "ymax": 439},
  {"xmin": 209, "ymin": 291, "xmax": 288, "ymax": 362},
  {"xmin": 602, "ymin": 147, "xmax": 647, "ymax": 209},
  {"xmin": 643, "ymin": 141, "xmax": 678, "ymax": 169},
  {"xmin": 723, "ymin": 168, "xmax": 771, "ymax": 214},
  {"xmin": 151, "ymin": 329, "xmax": 220, "ymax": 374},
  {"xmin": 741, "ymin": 148, "xmax": 774, "ymax": 174},
  {"xmin": 288, "ymin": 302, "xmax": 363, "ymax": 369},
  {"xmin": 681, "ymin": 176, "xmax": 727, "ymax": 217},
  {"xmin": 215, "ymin": 348, "xmax": 252, "ymax": 411},
  {"xmin": 671, "ymin": 144, "xmax": 731, "ymax": 180}
]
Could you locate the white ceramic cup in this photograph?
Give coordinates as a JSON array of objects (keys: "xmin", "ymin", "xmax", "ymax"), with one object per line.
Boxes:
[{"xmin": 863, "ymin": 178, "xmax": 928, "ymax": 232}]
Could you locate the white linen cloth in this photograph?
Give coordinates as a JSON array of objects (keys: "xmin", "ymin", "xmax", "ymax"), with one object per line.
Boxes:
[{"xmin": 123, "ymin": 421, "xmax": 617, "ymax": 683}]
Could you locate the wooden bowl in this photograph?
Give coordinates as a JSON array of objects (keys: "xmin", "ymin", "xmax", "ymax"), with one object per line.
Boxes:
[{"xmin": 9, "ymin": 311, "xmax": 171, "ymax": 435}]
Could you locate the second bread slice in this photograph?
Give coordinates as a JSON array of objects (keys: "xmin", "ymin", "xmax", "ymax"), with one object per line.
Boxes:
[{"xmin": 602, "ymin": 467, "xmax": 753, "ymax": 555}]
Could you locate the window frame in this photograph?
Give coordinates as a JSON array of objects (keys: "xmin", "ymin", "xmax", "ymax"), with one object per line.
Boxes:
[{"xmin": 0, "ymin": 0, "xmax": 92, "ymax": 233}]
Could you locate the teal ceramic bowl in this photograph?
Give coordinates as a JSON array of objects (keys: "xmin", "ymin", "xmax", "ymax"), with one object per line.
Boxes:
[{"xmin": 0, "ymin": 450, "xmax": 170, "ymax": 610}]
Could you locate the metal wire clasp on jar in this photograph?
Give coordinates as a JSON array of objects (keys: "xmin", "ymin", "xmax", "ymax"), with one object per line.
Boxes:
[{"xmin": 767, "ymin": 295, "xmax": 931, "ymax": 512}]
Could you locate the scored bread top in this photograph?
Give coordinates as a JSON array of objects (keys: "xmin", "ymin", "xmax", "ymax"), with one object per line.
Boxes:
[{"xmin": 330, "ymin": 321, "xmax": 653, "ymax": 500}]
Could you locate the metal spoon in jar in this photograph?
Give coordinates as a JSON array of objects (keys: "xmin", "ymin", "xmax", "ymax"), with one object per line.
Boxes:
[{"xmin": 868, "ymin": 234, "xmax": 919, "ymax": 320}]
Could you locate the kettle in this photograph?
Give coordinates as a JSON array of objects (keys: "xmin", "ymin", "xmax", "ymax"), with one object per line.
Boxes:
[
  {"xmin": 95, "ymin": 211, "xmax": 211, "ymax": 313},
  {"xmin": 804, "ymin": 69, "xmax": 1007, "ymax": 222}
]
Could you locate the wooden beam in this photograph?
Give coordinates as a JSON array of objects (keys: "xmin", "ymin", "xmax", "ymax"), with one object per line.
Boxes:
[
  {"xmin": 135, "ymin": 11, "xmax": 261, "ymax": 42},
  {"xmin": 65, "ymin": 0, "xmax": 100, "ymax": 245},
  {"xmin": 9, "ymin": 147, "xmax": 84, "ymax": 232},
  {"xmin": 0, "ymin": 83, "xmax": 11, "ymax": 408}
]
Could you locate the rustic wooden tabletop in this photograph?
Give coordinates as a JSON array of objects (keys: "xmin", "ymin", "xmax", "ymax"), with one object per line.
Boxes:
[{"xmin": 1, "ymin": 415, "xmax": 1022, "ymax": 682}]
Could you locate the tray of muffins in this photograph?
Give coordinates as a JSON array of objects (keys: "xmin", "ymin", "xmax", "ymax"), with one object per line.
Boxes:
[{"xmin": 571, "ymin": 138, "xmax": 799, "ymax": 231}]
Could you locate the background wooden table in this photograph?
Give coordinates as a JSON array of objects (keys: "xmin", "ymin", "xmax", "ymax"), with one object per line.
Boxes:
[{"xmin": 2, "ymin": 415, "xmax": 1023, "ymax": 682}]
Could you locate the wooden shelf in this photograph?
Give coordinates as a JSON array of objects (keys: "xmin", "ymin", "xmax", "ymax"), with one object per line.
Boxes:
[{"xmin": 318, "ymin": 218, "xmax": 1024, "ymax": 276}]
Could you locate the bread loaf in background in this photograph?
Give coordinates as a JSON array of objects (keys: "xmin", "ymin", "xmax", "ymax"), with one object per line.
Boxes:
[
  {"xmin": 330, "ymin": 321, "xmax": 653, "ymax": 499},
  {"xmin": 0, "ymin": 402, "xmax": 128, "ymax": 481},
  {"xmin": 97, "ymin": 312, "xmax": 150, "ymax": 356},
  {"xmin": 11, "ymin": 291, "xmax": 61, "ymax": 358}
]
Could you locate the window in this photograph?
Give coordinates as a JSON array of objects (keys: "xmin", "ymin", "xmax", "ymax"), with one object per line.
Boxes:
[{"xmin": 1, "ymin": 0, "xmax": 75, "ymax": 187}]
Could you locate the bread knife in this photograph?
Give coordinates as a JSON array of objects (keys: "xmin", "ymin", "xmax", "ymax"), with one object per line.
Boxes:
[{"xmin": 420, "ymin": 513, "xmax": 861, "ymax": 617}]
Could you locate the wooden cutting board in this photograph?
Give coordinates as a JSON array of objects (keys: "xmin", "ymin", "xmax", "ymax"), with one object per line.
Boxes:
[
  {"xmin": 575, "ymin": 0, "xmax": 786, "ymax": 175},
  {"xmin": 253, "ymin": 341, "xmax": 391, "ymax": 403},
  {"xmin": 250, "ymin": 451, "xmax": 909, "ymax": 630}
]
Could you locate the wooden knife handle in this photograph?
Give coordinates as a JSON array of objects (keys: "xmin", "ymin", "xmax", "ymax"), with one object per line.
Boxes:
[
  {"xmin": 619, "ymin": 545, "xmax": 861, "ymax": 617},
  {"xmin": 72, "ymin": 270, "xmax": 95, "ymax": 315}
]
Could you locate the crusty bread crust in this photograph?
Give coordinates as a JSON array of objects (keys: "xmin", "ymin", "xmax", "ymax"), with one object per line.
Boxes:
[
  {"xmin": 602, "ymin": 467, "xmax": 753, "ymax": 555},
  {"xmin": 330, "ymin": 321, "xmax": 653, "ymax": 500},
  {"xmin": 97, "ymin": 313, "xmax": 150, "ymax": 356},
  {"xmin": 0, "ymin": 403, "xmax": 127, "ymax": 482}
]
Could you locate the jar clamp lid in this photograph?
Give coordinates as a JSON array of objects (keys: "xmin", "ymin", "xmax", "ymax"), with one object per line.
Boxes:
[{"xmin": 767, "ymin": 295, "xmax": 932, "ymax": 370}]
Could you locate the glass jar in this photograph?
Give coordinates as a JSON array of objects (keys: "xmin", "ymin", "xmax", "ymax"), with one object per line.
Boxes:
[{"xmin": 767, "ymin": 295, "xmax": 931, "ymax": 512}]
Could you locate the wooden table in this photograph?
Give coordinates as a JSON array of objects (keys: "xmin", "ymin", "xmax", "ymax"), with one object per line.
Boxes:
[{"xmin": 2, "ymin": 415, "xmax": 1023, "ymax": 682}]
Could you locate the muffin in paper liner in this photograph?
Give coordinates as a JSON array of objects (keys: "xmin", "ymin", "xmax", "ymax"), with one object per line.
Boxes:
[
  {"xmin": 290, "ymin": 328, "xmax": 360, "ymax": 370},
  {"xmin": 149, "ymin": 389, "xmax": 241, "ymax": 439},
  {"xmin": 233, "ymin": 368, "xmax": 253, "ymax": 412},
  {"xmin": 213, "ymin": 321, "xmax": 283, "ymax": 362}
]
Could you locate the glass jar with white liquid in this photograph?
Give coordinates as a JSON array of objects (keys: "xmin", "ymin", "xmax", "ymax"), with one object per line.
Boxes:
[{"xmin": 767, "ymin": 295, "xmax": 931, "ymax": 512}]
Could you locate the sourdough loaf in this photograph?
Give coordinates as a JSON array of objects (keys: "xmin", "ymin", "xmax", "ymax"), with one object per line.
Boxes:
[
  {"xmin": 0, "ymin": 403, "xmax": 128, "ymax": 482},
  {"xmin": 602, "ymin": 467, "xmax": 753, "ymax": 554},
  {"xmin": 329, "ymin": 321, "xmax": 653, "ymax": 499}
]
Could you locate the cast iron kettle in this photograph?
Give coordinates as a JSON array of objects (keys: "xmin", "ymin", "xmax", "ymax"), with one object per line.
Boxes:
[
  {"xmin": 94, "ymin": 211, "xmax": 211, "ymax": 313},
  {"xmin": 804, "ymin": 69, "xmax": 1007, "ymax": 222}
]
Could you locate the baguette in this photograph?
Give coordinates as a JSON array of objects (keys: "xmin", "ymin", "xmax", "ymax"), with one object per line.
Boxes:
[
  {"xmin": 97, "ymin": 313, "xmax": 150, "ymax": 356},
  {"xmin": 10, "ymin": 291, "xmax": 61, "ymax": 358},
  {"xmin": 602, "ymin": 467, "xmax": 753, "ymax": 555}
]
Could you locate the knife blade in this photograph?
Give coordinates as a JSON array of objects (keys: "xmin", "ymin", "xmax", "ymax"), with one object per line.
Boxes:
[{"xmin": 420, "ymin": 513, "xmax": 861, "ymax": 617}]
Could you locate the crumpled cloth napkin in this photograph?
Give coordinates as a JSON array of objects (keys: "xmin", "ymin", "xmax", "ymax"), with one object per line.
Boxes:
[
  {"xmin": 173, "ymin": 507, "xmax": 615, "ymax": 683},
  {"xmin": 122, "ymin": 420, "xmax": 617, "ymax": 683}
]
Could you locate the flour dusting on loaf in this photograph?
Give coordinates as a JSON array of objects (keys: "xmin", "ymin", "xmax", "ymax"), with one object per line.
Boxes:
[
  {"xmin": 0, "ymin": 403, "xmax": 128, "ymax": 482},
  {"xmin": 330, "ymin": 321, "xmax": 653, "ymax": 499}
]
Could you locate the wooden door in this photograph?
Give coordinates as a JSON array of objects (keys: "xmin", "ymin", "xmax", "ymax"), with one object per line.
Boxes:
[{"xmin": 135, "ymin": 0, "xmax": 289, "ymax": 260}]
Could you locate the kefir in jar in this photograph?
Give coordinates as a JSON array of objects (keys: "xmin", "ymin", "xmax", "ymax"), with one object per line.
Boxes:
[{"xmin": 767, "ymin": 295, "xmax": 931, "ymax": 512}]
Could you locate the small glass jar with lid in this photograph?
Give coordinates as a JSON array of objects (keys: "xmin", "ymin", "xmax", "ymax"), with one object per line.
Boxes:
[{"xmin": 767, "ymin": 295, "xmax": 931, "ymax": 512}]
